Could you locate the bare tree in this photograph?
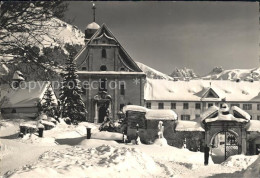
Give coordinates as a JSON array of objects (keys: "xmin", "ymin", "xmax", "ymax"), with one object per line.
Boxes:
[{"xmin": 0, "ymin": 1, "xmax": 68, "ymax": 75}]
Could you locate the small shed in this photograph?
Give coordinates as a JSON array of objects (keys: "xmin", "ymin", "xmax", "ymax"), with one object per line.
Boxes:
[
  {"xmin": 123, "ymin": 105, "xmax": 177, "ymax": 143},
  {"xmin": 0, "ymin": 81, "xmax": 57, "ymax": 119}
]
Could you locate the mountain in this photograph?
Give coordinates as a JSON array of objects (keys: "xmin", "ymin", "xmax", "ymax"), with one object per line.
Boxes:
[
  {"xmin": 136, "ymin": 62, "xmax": 173, "ymax": 80},
  {"xmin": 169, "ymin": 67, "xmax": 198, "ymax": 80},
  {"xmin": 0, "ymin": 17, "xmax": 85, "ymax": 62},
  {"xmin": 202, "ymin": 67, "xmax": 260, "ymax": 81},
  {"xmin": 0, "ymin": 17, "xmax": 85, "ymax": 81}
]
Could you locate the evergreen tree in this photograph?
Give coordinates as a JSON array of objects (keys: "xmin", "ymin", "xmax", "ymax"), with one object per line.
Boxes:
[
  {"xmin": 41, "ymin": 88, "xmax": 55, "ymax": 117},
  {"xmin": 59, "ymin": 53, "xmax": 86, "ymax": 123}
]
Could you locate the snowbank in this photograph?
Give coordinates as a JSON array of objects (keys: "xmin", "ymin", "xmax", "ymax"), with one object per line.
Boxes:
[
  {"xmin": 91, "ymin": 131, "xmax": 124, "ymax": 141},
  {"xmin": 221, "ymin": 154, "xmax": 258, "ymax": 169},
  {"xmin": 242, "ymin": 155, "xmax": 260, "ymax": 177},
  {"xmin": 153, "ymin": 138, "xmax": 168, "ymax": 146},
  {"xmin": 8, "ymin": 145, "xmax": 159, "ymax": 178},
  {"xmin": 145, "ymin": 109, "xmax": 177, "ymax": 120}
]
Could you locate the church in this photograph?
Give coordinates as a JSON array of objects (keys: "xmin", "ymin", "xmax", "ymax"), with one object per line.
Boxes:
[{"xmin": 74, "ymin": 9, "xmax": 145, "ymax": 123}]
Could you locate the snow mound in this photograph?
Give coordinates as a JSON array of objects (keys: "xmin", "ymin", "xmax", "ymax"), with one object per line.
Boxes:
[
  {"xmin": 91, "ymin": 131, "xmax": 124, "ymax": 141},
  {"xmin": 221, "ymin": 154, "xmax": 258, "ymax": 169},
  {"xmin": 242, "ymin": 155, "xmax": 260, "ymax": 177},
  {"xmin": 153, "ymin": 138, "xmax": 168, "ymax": 146},
  {"xmin": 8, "ymin": 145, "xmax": 158, "ymax": 178},
  {"xmin": 21, "ymin": 134, "xmax": 56, "ymax": 145}
]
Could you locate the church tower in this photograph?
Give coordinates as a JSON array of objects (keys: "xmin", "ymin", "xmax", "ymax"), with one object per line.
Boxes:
[
  {"xmin": 75, "ymin": 3, "xmax": 145, "ymax": 123},
  {"xmin": 85, "ymin": 3, "xmax": 100, "ymax": 43}
]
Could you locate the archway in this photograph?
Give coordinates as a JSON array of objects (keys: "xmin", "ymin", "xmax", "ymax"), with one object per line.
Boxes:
[{"xmin": 210, "ymin": 130, "xmax": 240, "ymax": 163}]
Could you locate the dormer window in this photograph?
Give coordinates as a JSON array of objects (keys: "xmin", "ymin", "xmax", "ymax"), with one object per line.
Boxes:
[
  {"xmin": 100, "ymin": 65, "xmax": 107, "ymax": 71},
  {"xmin": 102, "ymin": 49, "xmax": 106, "ymax": 58}
]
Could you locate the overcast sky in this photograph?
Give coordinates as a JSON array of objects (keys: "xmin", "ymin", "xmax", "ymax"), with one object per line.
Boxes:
[{"xmin": 65, "ymin": 1, "xmax": 259, "ymax": 76}]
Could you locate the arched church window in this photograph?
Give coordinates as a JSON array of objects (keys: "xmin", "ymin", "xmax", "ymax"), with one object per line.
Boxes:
[
  {"xmin": 82, "ymin": 67, "xmax": 87, "ymax": 71},
  {"xmin": 100, "ymin": 65, "xmax": 107, "ymax": 71},
  {"xmin": 102, "ymin": 49, "xmax": 106, "ymax": 58}
]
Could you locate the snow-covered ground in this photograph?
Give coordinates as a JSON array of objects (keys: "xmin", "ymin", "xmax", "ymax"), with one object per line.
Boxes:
[{"xmin": 1, "ymin": 118, "xmax": 259, "ymax": 177}]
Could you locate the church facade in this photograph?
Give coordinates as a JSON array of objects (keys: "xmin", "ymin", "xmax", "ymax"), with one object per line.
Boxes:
[{"xmin": 75, "ymin": 22, "xmax": 145, "ymax": 123}]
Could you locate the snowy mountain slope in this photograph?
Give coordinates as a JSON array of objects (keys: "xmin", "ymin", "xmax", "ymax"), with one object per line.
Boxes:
[
  {"xmin": 136, "ymin": 62, "xmax": 173, "ymax": 80},
  {"xmin": 202, "ymin": 67, "xmax": 260, "ymax": 81},
  {"xmin": 0, "ymin": 17, "xmax": 85, "ymax": 61}
]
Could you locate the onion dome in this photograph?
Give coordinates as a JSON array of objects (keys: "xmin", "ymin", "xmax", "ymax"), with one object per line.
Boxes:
[{"xmin": 85, "ymin": 22, "xmax": 100, "ymax": 41}]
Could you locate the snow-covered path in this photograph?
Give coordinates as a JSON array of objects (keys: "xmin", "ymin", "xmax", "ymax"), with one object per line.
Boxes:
[{"xmin": 1, "ymin": 119, "xmax": 258, "ymax": 177}]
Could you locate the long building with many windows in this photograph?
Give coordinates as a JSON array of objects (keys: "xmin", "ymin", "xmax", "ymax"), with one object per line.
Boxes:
[{"xmin": 144, "ymin": 79, "xmax": 260, "ymax": 121}]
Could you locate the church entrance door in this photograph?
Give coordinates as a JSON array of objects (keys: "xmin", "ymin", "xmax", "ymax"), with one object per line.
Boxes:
[{"xmin": 98, "ymin": 105, "xmax": 107, "ymax": 123}]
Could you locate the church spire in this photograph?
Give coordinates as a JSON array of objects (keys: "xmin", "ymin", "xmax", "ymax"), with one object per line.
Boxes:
[{"xmin": 92, "ymin": 2, "xmax": 96, "ymax": 22}]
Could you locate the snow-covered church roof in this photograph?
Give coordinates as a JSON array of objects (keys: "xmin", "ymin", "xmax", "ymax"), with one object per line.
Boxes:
[
  {"xmin": 1, "ymin": 81, "xmax": 57, "ymax": 108},
  {"xmin": 86, "ymin": 22, "xmax": 100, "ymax": 30},
  {"xmin": 144, "ymin": 79, "xmax": 260, "ymax": 102}
]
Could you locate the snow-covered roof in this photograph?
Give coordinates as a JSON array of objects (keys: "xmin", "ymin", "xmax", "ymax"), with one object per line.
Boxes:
[
  {"xmin": 77, "ymin": 71, "xmax": 145, "ymax": 75},
  {"xmin": 123, "ymin": 105, "xmax": 148, "ymax": 113},
  {"xmin": 175, "ymin": 120, "xmax": 204, "ymax": 132},
  {"xmin": 145, "ymin": 79, "xmax": 260, "ymax": 102},
  {"xmin": 231, "ymin": 106, "xmax": 251, "ymax": 120},
  {"xmin": 246, "ymin": 120, "xmax": 260, "ymax": 132},
  {"xmin": 145, "ymin": 109, "xmax": 177, "ymax": 120},
  {"xmin": 201, "ymin": 106, "xmax": 219, "ymax": 121},
  {"xmin": 204, "ymin": 114, "xmax": 249, "ymax": 123},
  {"xmin": 1, "ymin": 81, "xmax": 57, "ymax": 108},
  {"xmin": 86, "ymin": 22, "xmax": 100, "ymax": 30},
  {"xmin": 201, "ymin": 105, "xmax": 250, "ymax": 123},
  {"xmin": 75, "ymin": 24, "xmax": 143, "ymax": 73}
]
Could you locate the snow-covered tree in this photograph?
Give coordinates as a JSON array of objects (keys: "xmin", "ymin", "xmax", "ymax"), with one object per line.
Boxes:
[
  {"xmin": 0, "ymin": 2, "xmax": 69, "ymax": 79},
  {"xmin": 59, "ymin": 53, "xmax": 87, "ymax": 123},
  {"xmin": 40, "ymin": 88, "xmax": 56, "ymax": 117}
]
